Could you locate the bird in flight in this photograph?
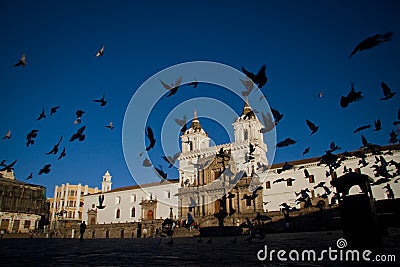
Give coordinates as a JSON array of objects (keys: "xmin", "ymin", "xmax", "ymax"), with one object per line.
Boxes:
[
  {"xmin": 349, "ymin": 32, "xmax": 393, "ymax": 58},
  {"xmin": 26, "ymin": 173, "xmax": 33, "ymax": 180},
  {"xmin": 14, "ymin": 53, "xmax": 26, "ymax": 67},
  {"xmin": 306, "ymin": 119, "xmax": 319, "ymax": 135},
  {"xmin": 154, "ymin": 165, "xmax": 167, "ymax": 180},
  {"xmin": 240, "ymin": 77, "xmax": 254, "ymax": 97},
  {"xmin": 26, "ymin": 129, "xmax": 39, "ymax": 147},
  {"xmin": 187, "ymin": 78, "xmax": 198, "ymax": 88},
  {"xmin": 393, "ymin": 109, "xmax": 400, "ymax": 126},
  {"xmin": 2, "ymin": 130, "xmax": 11, "ymax": 140},
  {"xmin": 74, "ymin": 110, "xmax": 85, "ymax": 124},
  {"xmin": 276, "ymin": 137, "xmax": 296, "ymax": 148},
  {"xmin": 38, "ymin": 164, "xmax": 51, "ymax": 175},
  {"xmin": 70, "ymin": 126, "xmax": 86, "ymax": 142},
  {"xmin": 325, "ymin": 141, "xmax": 341, "ymax": 153},
  {"xmin": 58, "ymin": 147, "xmax": 66, "ymax": 160},
  {"xmin": 353, "ymin": 124, "xmax": 371, "ymax": 133},
  {"xmin": 0, "ymin": 159, "xmax": 17, "ymax": 172},
  {"xmin": 94, "ymin": 94, "xmax": 107, "ymax": 106},
  {"xmin": 105, "ymin": 121, "xmax": 114, "ymax": 130},
  {"xmin": 162, "ymin": 152, "xmax": 180, "ymax": 168},
  {"xmin": 50, "ymin": 106, "xmax": 60, "ymax": 116},
  {"xmin": 160, "ymin": 77, "xmax": 182, "ymax": 97},
  {"xmin": 37, "ymin": 108, "xmax": 46, "ymax": 121},
  {"xmin": 96, "ymin": 45, "xmax": 104, "ymax": 57},
  {"xmin": 380, "ymin": 82, "xmax": 396, "ymax": 100},
  {"xmin": 303, "ymin": 147, "xmax": 310, "ymax": 155},
  {"xmin": 97, "ymin": 195, "xmax": 106, "ymax": 209},
  {"xmin": 46, "ymin": 136, "xmax": 63, "ymax": 155},
  {"xmin": 389, "ymin": 130, "xmax": 399, "ymax": 144},
  {"xmin": 340, "ymin": 81, "xmax": 363, "ymax": 108},
  {"xmin": 373, "ymin": 119, "xmax": 382, "ymax": 131},
  {"xmin": 271, "ymin": 107, "xmax": 283, "ymax": 125},
  {"xmin": 242, "ymin": 65, "xmax": 267, "ymax": 88},
  {"xmin": 260, "ymin": 112, "xmax": 274, "ymax": 133},
  {"xmin": 174, "ymin": 115, "xmax": 187, "ymax": 134},
  {"xmin": 145, "ymin": 126, "xmax": 156, "ymax": 151},
  {"xmin": 142, "ymin": 157, "xmax": 152, "ymax": 167}
]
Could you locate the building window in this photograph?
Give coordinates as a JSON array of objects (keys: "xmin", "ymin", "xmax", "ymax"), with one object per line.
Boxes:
[
  {"xmin": 130, "ymin": 194, "xmax": 136, "ymax": 203},
  {"xmin": 265, "ymin": 181, "xmax": 271, "ymax": 189},
  {"xmin": 91, "ymin": 203, "xmax": 95, "ymax": 209},
  {"xmin": 24, "ymin": 220, "xmax": 31, "ymax": 229},
  {"xmin": 246, "ymin": 198, "xmax": 252, "ymax": 207},
  {"xmin": 68, "ymin": 211, "xmax": 73, "ymax": 218},
  {"xmin": 70, "ymin": 190, "xmax": 75, "ymax": 196},
  {"xmin": 244, "ymin": 129, "xmax": 248, "ymax": 141},
  {"xmin": 164, "ymin": 190, "xmax": 171, "ymax": 199},
  {"xmin": 131, "ymin": 207, "xmax": 135, "ymax": 217},
  {"xmin": 78, "ymin": 211, "xmax": 82, "ymax": 220},
  {"xmin": 286, "ymin": 179, "xmax": 293, "ymax": 187},
  {"xmin": 115, "ymin": 196, "xmax": 121, "ymax": 205},
  {"xmin": 308, "ymin": 175, "xmax": 315, "ymax": 183},
  {"xmin": 80, "ymin": 201, "xmax": 84, "ymax": 207},
  {"xmin": 116, "ymin": 209, "xmax": 120, "ymax": 219}
]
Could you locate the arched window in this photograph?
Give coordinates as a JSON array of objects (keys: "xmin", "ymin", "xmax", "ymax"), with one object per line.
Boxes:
[
  {"xmin": 131, "ymin": 207, "xmax": 135, "ymax": 217},
  {"xmin": 116, "ymin": 208, "xmax": 120, "ymax": 219}
]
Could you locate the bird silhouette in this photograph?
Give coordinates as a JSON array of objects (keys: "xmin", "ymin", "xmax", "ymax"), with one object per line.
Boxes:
[
  {"xmin": 160, "ymin": 77, "xmax": 182, "ymax": 97},
  {"xmin": 277, "ymin": 162, "xmax": 293, "ymax": 174},
  {"xmin": 373, "ymin": 119, "xmax": 382, "ymax": 131},
  {"xmin": 273, "ymin": 178, "xmax": 286, "ymax": 184},
  {"xmin": 97, "ymin": 194, "xmax": 106, "ymax": 209},
  {"xmin": 188, "ymin": 79, "xmax": 198, "ymax": 88},
  {"xmin": 105, "ymin": 121, "xmax": 114, "ymax": 130},
  {"xmin": 14, "ymin": 53, "xmax": 26, "ymax": 67},
  {"xmin": 142, "ymin": 157, "xmax": 152, "ymax": 167},
  {"xmin": 70, "ymin": 126, "xmax": 86, "ymax": 142},
  {"xmin": 26, "ymin": 173, "xmax": 33, "ymax": 180},
  {"xmin": 145, "ymin": 126, "xmax": 156, "ymax": 151},
  {"xmin": 94, "ymin": 94, "xmax": 107, "ymax": 106},
  {"xmin": 303, "ymin": 168, "xmax": 310, "ymax": 178},
  {"xmin": 174, "ymin": 115, "xmax": 187, "ymax": 133},
  {"xmin": 349, "ymin": 32, "xmax": 393, "ymax": 58},
  {"xmin": 46, "ymin": 136, "xmax": 63, "ymax": 155},
  {"xmin": 37, "ymin": 108, "xmax": 46, "ymax": 121},
  {"xmin": 74, "ymin": 110, "xmax": 85, "ymax": 124},
  {"xmin": 162, "ymin": 152, "xmax": 180, "ymax": 168},
  {"xmin": 2, "ymin": 130, "xmax": 11, "ymax": 140},
  {"xmin": 353, "ymin": 124, "xmax": 371, "ymax": 133},
  {"xmin": 50, "ymin": 106, "xmax": 60, "ymax": 115},
  {"xmin": 306, "ymin": 119, "xmax": 319, "ymax": 135},
  {"xmin": 380, "ymin": 82, "xmax": 396, "ymax": 100},
  {"xmin": 26, "ymin": 129, "xmax": 39, "ymax": 147},
  {"xmin": 58, "ymin": 147, "xmax": 66, "ymax": 160},
  {"xmin": 154, "ymin": 165, "xmax": 167, "ymax": 180},
  {"xmin": 96, "ymin": 45, "xmax": 104, "ymax": 57},
  {"xmin": 276, "ymin": 137, "xmax": 296, "ymax": 148},
  {"xmin": 0, "ymin": 159, "xmax": 17, "ymax": 172},
  {"xmin": 240, "ymin": 77, "xmax": 254, "ymax": 97},
  {"xmin": 340, "ymin": 82, "xmax": 363, "ymax": 108},
  {"xmin": 242, "ymin": 65, "xmax": 267, "ymax": 88},
  {"xmin": 38, "ymin": 164, "xmax": 51, "ymax": 175},
  {"xmin": 270, "ymin": 107, "xmax": 283, "ymax": 125},
  {"xmin": 303, "ymin": 147, "xmax": 310, "ymax": 155},
  {"xmin": 314, "ymin": 181, "xmax": 325, "ymax": 189},
  {"xmin": 325, "ymin": 141, "xmax": 341, "ymax": 153},
  {"xmin": 260, "ymin": 112, "xmax": 275, "ymax": 133}
]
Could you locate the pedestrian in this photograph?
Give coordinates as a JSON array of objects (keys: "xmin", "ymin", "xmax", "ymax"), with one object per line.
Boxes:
[{"xmin": 79, "ymin": 221, "xmax": 86, "ymax": 241}]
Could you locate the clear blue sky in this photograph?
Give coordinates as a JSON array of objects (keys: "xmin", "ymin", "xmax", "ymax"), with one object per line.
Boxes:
[{"xmin": 1, "ymin": 0, "xmax": 399, "ymax": 197}]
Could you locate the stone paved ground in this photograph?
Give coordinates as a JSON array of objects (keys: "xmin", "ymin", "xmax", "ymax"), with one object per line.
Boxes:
[{"xmin": 0, "ymin": 229, "xmax": 399, "ymax": 266}]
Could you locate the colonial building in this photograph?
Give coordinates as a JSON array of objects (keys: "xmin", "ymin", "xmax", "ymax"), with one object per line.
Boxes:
[
  {"xmin": 0, "ymin": 170, "xmax": 48, "ymax": 233},
  {"xmin": 177, "ymin": 104, "xmax": 269, "ymax": 227},
  {"xmin": 264, "ymin": 145, "xmax": 400, "ymax": 211},
  {"xmin": 49, "ymin": 180, "xmax": 99, "ymax": 230}
]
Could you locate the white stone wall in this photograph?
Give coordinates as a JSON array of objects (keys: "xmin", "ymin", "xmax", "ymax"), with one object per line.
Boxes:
[
  {"xmin": 83, "ymin": 182, "xmax": 179, "ymax": 224},
  {"xmin": 263, "ymin": 150, "xmax": 400, "ymax": 211}
]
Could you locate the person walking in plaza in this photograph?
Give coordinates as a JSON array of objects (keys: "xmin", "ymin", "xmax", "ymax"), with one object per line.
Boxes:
[{"xmin": 79, "ymin": 221, "xmax": 87, "ymax": 241}]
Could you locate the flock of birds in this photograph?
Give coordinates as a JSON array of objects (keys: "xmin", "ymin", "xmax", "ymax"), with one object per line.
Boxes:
[
  {"xmin": 140, "ymin": 31, "xmax": 400, "ymax": 214},
  {"xmin": 0, "ymin": 46, "xmax": 115, "ymax": 181}
]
